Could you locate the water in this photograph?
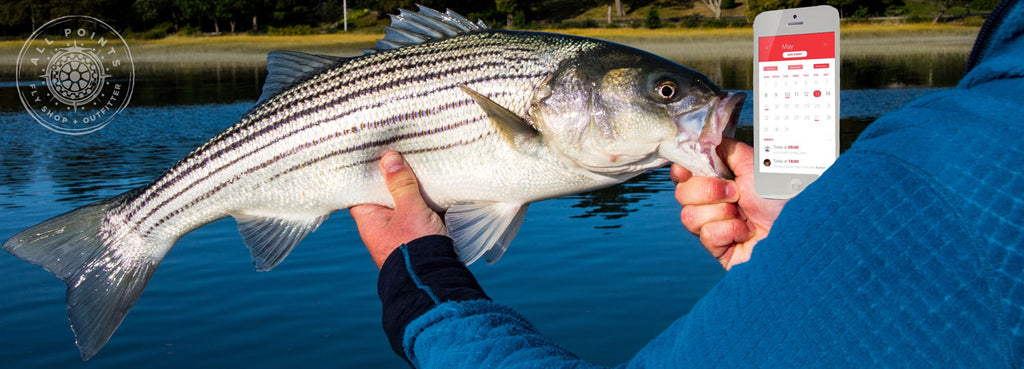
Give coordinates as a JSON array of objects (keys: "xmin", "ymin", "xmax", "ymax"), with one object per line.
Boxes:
[{"xmin": 0, "ymin": 51, "xmax": 965, "ymax": 367}]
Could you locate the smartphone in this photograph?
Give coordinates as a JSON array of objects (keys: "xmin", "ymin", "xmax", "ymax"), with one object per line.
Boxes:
[{"xmin": 753, "ymin": 5, "xmax": 840, "ymax": 199}]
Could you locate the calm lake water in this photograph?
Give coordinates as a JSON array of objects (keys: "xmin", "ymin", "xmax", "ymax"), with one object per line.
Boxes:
[{"xmin": 0, "ymin": 49, "xmax": 966, "ymax": 368}]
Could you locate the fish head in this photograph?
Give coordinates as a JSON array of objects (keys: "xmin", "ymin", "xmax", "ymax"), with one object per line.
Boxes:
[{"xmin": 531, "ymin": 45, "xmax": 744, "ymax": 179}]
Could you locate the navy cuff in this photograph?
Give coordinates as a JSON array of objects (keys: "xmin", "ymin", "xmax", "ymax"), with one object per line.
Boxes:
[{"xmin": 378, "ymin": 235, "xmax": 489, "ymax": 360}]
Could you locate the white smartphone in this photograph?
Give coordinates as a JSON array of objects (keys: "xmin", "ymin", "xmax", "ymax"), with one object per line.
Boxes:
[{"xmin": 753, "ymin": 5, "xmax": 840, "ymax": 199}]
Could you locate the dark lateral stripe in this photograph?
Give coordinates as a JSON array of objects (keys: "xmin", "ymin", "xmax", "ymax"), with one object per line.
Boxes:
[
  {"xmin": 178, "ymin": 39, "xmax": 528, "ymax": 164},
  {"xmin": 130, "ymin": 77, "xmax": 527, "ymax": 232},
  {"xmin": 127, "ymin": 67, "xmax": 544, "ymax": 223},
  {"xmin": 129, "ymin": 48, "xmax": 511, "ymax": 210},
  {"xmin": 268, "ymin": 114, "xmax": 486, "ymax": 183},
  {"xmin": 128, "ymin": 46, "xmax": 542, "ymax": 220},
  {"xmin": 133, "ymin": 94, "xmax": 480, "ymax": 233},
  {"xmin": 135, "ymin": 86, "xmax": 520, "ymax": 232},
  {"xmin": 142, "ymin": 120, "xmax": 494, "ymax": 235},
  {"xmin": 185, "ymin": 37, "xmax": 526, "ymax": 145}
]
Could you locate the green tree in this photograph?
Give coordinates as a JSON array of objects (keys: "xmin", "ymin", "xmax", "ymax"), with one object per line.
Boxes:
[
  {"xmin": 215, "ymin": 0, "xmax": 252, "ymax": 33},
  {"xmin": 134, "ymin": 0, "xmax": 178, "ymax": 31},
  {"xmin": 931, "ymin": 0, "xmax": 968, "ymax": 22},
  {"xmin": 177, "ymin": 0, "xmax": 209, "ymax": 31},
  {"xmin": 745, "ymin": 0, "xmax": 802, "ymax": 19},
  {"xmin": 0, "ymin": 0, "xmax": 45, "ymax": 31},
  {"xmin": 645, "ymin": 6, "xmax": 661, "ymax": 28},
  {"xmin": 320, "ymin": 0, "xmax": 347, "ymax": 28},
  {"xmin": 496, "ymin": 0, "xmax": 517, "ymax": 28},
  {"xmin": 826, "ymin": 0, "xmax": 855, "ymax": 17}
]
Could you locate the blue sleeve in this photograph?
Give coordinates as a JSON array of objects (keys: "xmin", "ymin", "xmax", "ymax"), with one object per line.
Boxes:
[
  {"xmin": 377, "ymin": 235, "xmax": 490, "ymax": 360},
  {"xmin": 403, "ymin": 301, "xmax": 602, "ymax": 369},
  {"xmin": 378, "ymin": 235, "xmax": 601, "ymax": 368}
]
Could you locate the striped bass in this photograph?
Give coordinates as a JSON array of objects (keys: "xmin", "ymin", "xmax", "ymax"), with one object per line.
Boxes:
[{"xmin": 2, "ymin": 5, "xmax": 744, "ymax": 360}]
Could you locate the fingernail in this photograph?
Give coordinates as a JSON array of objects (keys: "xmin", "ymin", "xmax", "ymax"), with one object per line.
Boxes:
[
  {"xmin": 725, "ymin": 183, "xmax": 737, "ymax": 199},
  {"xmin": 381, "ymin": 153, "xmax": 404, "ymax": 174}
]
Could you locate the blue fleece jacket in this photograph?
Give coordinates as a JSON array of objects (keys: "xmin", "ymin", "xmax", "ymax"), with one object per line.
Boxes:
[{"xmin": 377, "ymin": 1, "xmax": 1024, "ymax": 367}]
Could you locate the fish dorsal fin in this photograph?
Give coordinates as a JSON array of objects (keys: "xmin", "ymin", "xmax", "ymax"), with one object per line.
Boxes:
[
  {"xmin": 458, "ymin": 84, "xmax": 539, "ymax": 145},
  {"xmin": 371, "ymin": 5, "xmax": 489, "ymax": 53},
  {"xmin": 234, "ymin": 212, "xmax": 329, "ymax": 271},
  {"xmin": 445, "ymin": 202, "xmax": 529, "ymax": 265},
  {"xmin": 259, "ymin": 51, "xmax": 347, "ymax": 102}
]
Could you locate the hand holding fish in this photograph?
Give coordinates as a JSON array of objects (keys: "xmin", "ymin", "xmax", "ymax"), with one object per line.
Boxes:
[
  {"xmin": 671, "ymin": 138, "xmax": 786, "ymax": 270},
  {"xmin": 351, "ymin": 152, "xmax": 448, "ymax": 269}
]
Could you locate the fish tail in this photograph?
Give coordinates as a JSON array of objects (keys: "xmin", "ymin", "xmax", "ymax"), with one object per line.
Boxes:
[{"xmin": 2, "ymin": 189, "xmax": 163, "ymax": 360}]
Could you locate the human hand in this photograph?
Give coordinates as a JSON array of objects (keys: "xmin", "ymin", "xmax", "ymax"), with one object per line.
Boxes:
[
  {"xmin": 671, "ymin": 138, "xmax": 787, "ymax": 270},
  {"xmin": 350, "ymin": 152, "xmax": 448, "ymax": 269}
]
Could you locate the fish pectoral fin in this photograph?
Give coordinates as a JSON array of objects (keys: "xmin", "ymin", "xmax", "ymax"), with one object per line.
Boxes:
[
  {"xmin": 445, "ymin": 202, "xmax": 529, "ymax": 265},
  {"xmin": 458, "ymin": 84, "xmax": 539, "ymax": 145},
  {"xmin": 259, "ymin": 51, "xmax": 348, "ymax": 102},
  {"xmin": 234, "ymin": 212, "xmax": 329, "ymax": 271}
]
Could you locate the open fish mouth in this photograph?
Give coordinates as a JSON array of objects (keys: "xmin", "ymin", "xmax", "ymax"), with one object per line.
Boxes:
[{"xmin": 700, "ymin": 92, "xmax": 746, "ymax": 178}]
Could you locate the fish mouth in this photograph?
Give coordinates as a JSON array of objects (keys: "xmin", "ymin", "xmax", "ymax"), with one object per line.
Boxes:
[{"xmin": 699, "ymin": 92, "xmax": 746, "ymax": 178}]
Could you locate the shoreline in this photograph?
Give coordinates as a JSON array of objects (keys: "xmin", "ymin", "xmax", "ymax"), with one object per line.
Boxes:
[{"xmin": 0, "ymin": 24, "xmax": 979, "ymax": 70}]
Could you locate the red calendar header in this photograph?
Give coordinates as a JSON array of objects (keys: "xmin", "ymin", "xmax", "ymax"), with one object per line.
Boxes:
[{"xmin": 758, "ymin": 32, "xmax": 835, "ymax": 62}]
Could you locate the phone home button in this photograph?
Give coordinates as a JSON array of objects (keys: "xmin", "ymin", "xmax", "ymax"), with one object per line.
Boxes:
[{"xmin": 790, "ymin": 179, "xmax": 803, "ymax": 192}]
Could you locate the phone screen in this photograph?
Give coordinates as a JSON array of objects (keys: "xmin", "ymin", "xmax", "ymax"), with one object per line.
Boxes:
[{"xmin": 756, "ymin": 31, "xmax": 837, "ymax": 175}]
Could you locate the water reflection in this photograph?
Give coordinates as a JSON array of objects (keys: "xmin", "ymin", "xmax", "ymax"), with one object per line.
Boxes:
[
  {"xmin": 567, "ymin": 170, "xmax": 668, "ymax": 225},
  {"xmin": 0, "ymin": 103, "xmax": 250, "ymax": 207},
  {"xmin": 841, "ymin": 54, "xmax": 966, "ymax": 89}
]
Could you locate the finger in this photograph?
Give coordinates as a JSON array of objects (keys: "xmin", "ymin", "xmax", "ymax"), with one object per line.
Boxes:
[
  {"xmin": 717, "ymin": 138, "xmax": 755, "ymax": 178},
  {"xmin": 379, "ymin": 152, "xmax": 429, "ymax": 212},
  {"xmin": 670, "ymin": 163, "xmax": 693, "ymax": 184},
  {"xmin": 349, "ymin": 204, "xmax": 397, "ymax": 268},
  {"xmin": 679, "ymin": 203, "xmax": 741, "ymax": 235},
  {"xmin": 698, "ymin": 218, "xmax": 752, "ymax": 253},
  {"xmin": 349, "ymin": 203, "xmax": 390, "ymax": 225},
  {"xmin": 675, "ymin": 176, "xmax": 738, "ymax": 206}
]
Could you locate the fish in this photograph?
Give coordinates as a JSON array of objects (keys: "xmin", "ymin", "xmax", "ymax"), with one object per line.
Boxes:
[{"xmin": 2, "ymin": 5, "xmax": 744, "ymax": 360}]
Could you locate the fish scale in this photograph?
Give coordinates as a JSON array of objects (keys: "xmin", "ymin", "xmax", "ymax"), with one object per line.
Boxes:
[
  {"xmin": 2, "ymin": 5, "xmax": 744, "ymax": 360},
  {"xmin": 127, "ymin": 32, "xmax": 579, "ymax": 240}
]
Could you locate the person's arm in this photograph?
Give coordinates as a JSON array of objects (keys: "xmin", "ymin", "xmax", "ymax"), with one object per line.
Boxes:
[
  {"xmin": 671, "ymin": 138, "xmax": 786, "ymax": 270},
  {"xmin": 351, "ymin": 152, "xmax": 599, "ymax": 367}
]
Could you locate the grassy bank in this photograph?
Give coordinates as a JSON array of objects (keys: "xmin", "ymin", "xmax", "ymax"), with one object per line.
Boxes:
[{"xmin": 0, "ymin": 23, "xmax": 979, "ymax": 69}]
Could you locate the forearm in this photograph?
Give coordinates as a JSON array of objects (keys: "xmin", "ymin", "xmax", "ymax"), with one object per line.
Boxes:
[{"xmin": 378, "ymin": 235, "xmax": 601, "ymax": 368}]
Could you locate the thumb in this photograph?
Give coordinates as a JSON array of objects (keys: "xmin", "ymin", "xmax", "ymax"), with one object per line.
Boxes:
[
  {"xmin": 717, "ymin": 137, "xmax": 755, "ymax": 178},
  {"xmin": 380, "ymin": 151, "xmax": 429, "ymax": 211}
]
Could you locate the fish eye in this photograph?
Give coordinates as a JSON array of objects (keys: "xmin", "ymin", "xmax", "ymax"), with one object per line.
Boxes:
[{"xmin": 655, "ymin": 80, "xmax": 677, "ymax": 102}]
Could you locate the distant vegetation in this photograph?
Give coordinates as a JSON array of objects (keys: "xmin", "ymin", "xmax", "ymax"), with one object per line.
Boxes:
[{"xmin": 0, "ymin": 0, "xmax": 999, "ymax": 38}]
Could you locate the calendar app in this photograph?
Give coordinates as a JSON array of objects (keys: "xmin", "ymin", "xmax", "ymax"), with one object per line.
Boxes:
[{"xmin": 756, "ymin": 32, "xmax": 837, "ymax": 175}]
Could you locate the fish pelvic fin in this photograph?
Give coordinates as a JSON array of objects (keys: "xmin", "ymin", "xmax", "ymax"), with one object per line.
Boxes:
[
  {"xmin": 234, "ymin": 212, "xmax": 329, "ymax": 272},
  {"xmin": 445, "ymin": 202, "xmax": 528, "ymax": 265},
  {"xmin": 458, "ymin": 84, "xmax": 539, "ymax": 148},
  {"xmin": 2, "ymin": 189, "xmax": 165, "ymax": 360}
]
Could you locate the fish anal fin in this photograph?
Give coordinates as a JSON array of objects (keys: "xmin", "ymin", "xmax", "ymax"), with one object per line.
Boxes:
[
  {"xmin": 235, "ymin": 212, "xmax": 329, "ymax": 271},
  {"xmin": 445, "ymin": 202, "xmax": 529, "ymax": 265},
  {"xmin": 458, "ymin": 84, "xmax": 539, "ymax": 147},
  {"xmin": 259, "ymin": 51, "xmax": 348, "ymax": 103}
]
